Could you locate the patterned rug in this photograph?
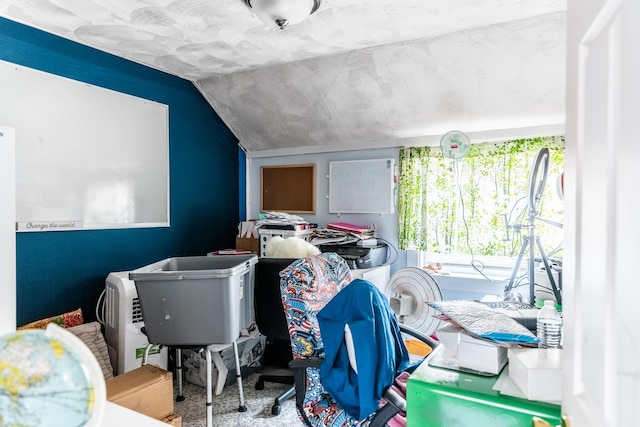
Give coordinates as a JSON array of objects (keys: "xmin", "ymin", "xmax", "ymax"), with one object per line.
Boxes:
[{"xmin": 175, "ymin": 372, "xmax": 301, "ymax": 427}]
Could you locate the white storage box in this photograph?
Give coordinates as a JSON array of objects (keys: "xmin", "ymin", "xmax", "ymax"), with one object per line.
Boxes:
[
  {"xmin": 258, "ymin": 228, "xmax": 313, "ymax": 257},
  {"xmin": 129, "ymin": 255, "xmax": 258, "ymax": 345},
  {"xmin": 436, "ymin": 324, "xmax": 507, "ymax": 375},
  {"xmin": 508, "ymin": 348, "xmax": 562, "ymax": 402}
]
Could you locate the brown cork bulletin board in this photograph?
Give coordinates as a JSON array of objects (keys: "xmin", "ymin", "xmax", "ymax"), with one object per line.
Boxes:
[{"xmin": 261, "ymin": 164, "xmax": 316, "ymax": 214}]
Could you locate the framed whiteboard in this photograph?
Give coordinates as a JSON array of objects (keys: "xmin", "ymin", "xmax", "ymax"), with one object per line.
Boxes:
[
  {"xmin": 0, "ymin": 60, "xmax": 169, "ymax": 231},
  {"xmin": 329, "ymin": 159, "xmax": 395, "ymax": 214}
]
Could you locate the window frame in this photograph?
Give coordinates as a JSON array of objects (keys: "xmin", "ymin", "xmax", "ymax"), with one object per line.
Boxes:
[{"xmin": 398, "ymin": 136, "xmax": 565, "ymax": 261}]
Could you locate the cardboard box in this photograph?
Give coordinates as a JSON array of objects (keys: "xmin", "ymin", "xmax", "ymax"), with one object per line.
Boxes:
[
  {"xmin": 508, "ymin": 348, "xmax": 562, "ymax": 402},
  {"xmin": 436, "ymin": 324, "xmax": 507, "ymax": 375},
  {"xmin": 106, "ymin": 364, "xmax": 174, "ymax": 420},
  {"xmin": 236, "ymin": 236, "xmax": 260, "ymax": 254},
  {"xmin": 161, "ymin": 412, "xmax": 183, "ymax": 427}
]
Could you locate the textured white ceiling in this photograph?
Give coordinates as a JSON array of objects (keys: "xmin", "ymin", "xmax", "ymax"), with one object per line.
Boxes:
[{"xmin": 0, "ymin": 0, "xmax": 567, "ymax": 154}]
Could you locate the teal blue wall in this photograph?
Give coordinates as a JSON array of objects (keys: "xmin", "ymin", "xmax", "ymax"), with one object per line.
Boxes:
[{"xmin": 0, "ymin": 17, "xmax": 241, "ymax": 325}]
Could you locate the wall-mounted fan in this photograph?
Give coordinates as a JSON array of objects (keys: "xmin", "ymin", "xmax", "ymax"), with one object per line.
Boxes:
[
  {"xmin": 440, "ymin": 130, "xmax": 471, "ymax": 159},
  {"xmin": 384, "ymin": 268, "xmax": 443, "ymax": 336}
]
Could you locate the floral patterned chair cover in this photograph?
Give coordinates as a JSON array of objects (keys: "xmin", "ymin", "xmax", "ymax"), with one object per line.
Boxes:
[
  {"xmin": 280, "ymin": 252, "xmax": 414, "ymax": 427},
  {"xmin": 279, "ymin": 252, "xmax": 357, "ymax": 426}
]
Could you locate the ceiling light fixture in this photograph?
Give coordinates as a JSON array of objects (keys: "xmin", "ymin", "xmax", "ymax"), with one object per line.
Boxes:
[{"xmin": 243, "ymin": 0, "xmax": 322, "ymax": 29}]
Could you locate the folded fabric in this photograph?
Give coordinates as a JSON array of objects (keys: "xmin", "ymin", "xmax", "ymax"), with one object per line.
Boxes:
[
  {"xmin": 380, "ymin": 371, "xmax": 410, "ymax": 427},
  {"xmin": 67, "ymin": 321, "xmax": 114, "ymax": 380},
  {"xmin": 17, "ymin": 308, "xmax": 84, "ymax": 330},
  {"xmin": 428, "ymin": 300, "xmax": 538, "ymax": 345}
]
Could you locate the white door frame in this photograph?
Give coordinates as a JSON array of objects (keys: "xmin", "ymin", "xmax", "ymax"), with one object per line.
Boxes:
[
  {"xmin": 0, "ymin": 125, "xmax": 16, "ymax": 335},
  {"xmin": 564, "ymin": 0, "xmax": 640, "ymax": 425}
]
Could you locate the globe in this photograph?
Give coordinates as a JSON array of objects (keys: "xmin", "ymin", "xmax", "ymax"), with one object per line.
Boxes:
[{"xmin": 0, "ymin": 323, "xmax": 106, "ymax": 427}]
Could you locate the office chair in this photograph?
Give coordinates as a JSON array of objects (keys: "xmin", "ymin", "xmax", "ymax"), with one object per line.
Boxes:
[
  {"xmin": 133, "ymin": 279, "xmax": 247, "ymax": 427},
  {"xmin": 254, "ymin": 257, "xmax": 298, "ymax": 415},
  {"xmin": 280, "ymin": 253, "xmax": 437, "ymax": 427}
]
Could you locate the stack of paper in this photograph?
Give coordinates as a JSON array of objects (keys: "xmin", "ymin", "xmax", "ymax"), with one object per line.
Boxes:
[
  {"xmin": 238, "ymin": 221, "xmax": 258, "ymax": 238},
  {"xmin": 326, "ymin": 222, "xmax": 376, "ymax": 239},
  {"xmin": 309, "ymin": 228, "xmax": 359, "ymax": 246},
  {"xmin": 254, "ymin": 211, "xmax": 314, "ymax": 230}
]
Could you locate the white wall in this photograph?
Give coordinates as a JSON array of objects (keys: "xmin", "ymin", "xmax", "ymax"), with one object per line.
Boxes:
[
  {"xmin": 0, "ymin": 125, "xmax": 16, "ymax": 334},
  {"xmin": 247, "ymin": 147, "xmax": 408, "ymax": 272}
]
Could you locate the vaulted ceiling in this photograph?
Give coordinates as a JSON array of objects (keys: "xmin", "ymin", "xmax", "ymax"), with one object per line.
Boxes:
[{"xmin": 0, "ymin": 0, "xmax": 567, "ymax": 156}]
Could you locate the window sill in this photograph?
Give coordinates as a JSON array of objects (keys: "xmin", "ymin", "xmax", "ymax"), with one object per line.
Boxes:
[
  {"xmin": 406, "ymin": 250, "xmax": 523, "ymax": 300},
  {"xmin": 406, "ymin": 250, "xmax": 524, "ymax": 278},
  {"xmin": 428, "ymin": 271, "xmax": 508, "ymax": 301}
]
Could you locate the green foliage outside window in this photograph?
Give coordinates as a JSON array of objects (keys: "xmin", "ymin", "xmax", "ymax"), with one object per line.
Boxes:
[{"xmin": 398, "ymin": 136, "xmax": 565, "ymax": 257}]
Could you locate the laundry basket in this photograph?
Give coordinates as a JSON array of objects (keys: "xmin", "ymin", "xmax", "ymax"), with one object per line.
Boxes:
[{"xmin": 129, "ymin": 254, "xmax": 258, "ymax": 346}]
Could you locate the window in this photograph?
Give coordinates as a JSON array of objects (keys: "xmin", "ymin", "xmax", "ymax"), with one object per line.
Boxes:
[{"xmin": 398, "ymin": 136, "xmax": 565, "ymax": 266}]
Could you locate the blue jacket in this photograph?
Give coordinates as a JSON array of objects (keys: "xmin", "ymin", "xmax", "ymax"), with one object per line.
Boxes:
[{"xmin": 317, "ymin": 279, "xmax": 410, "ymax": 421}]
